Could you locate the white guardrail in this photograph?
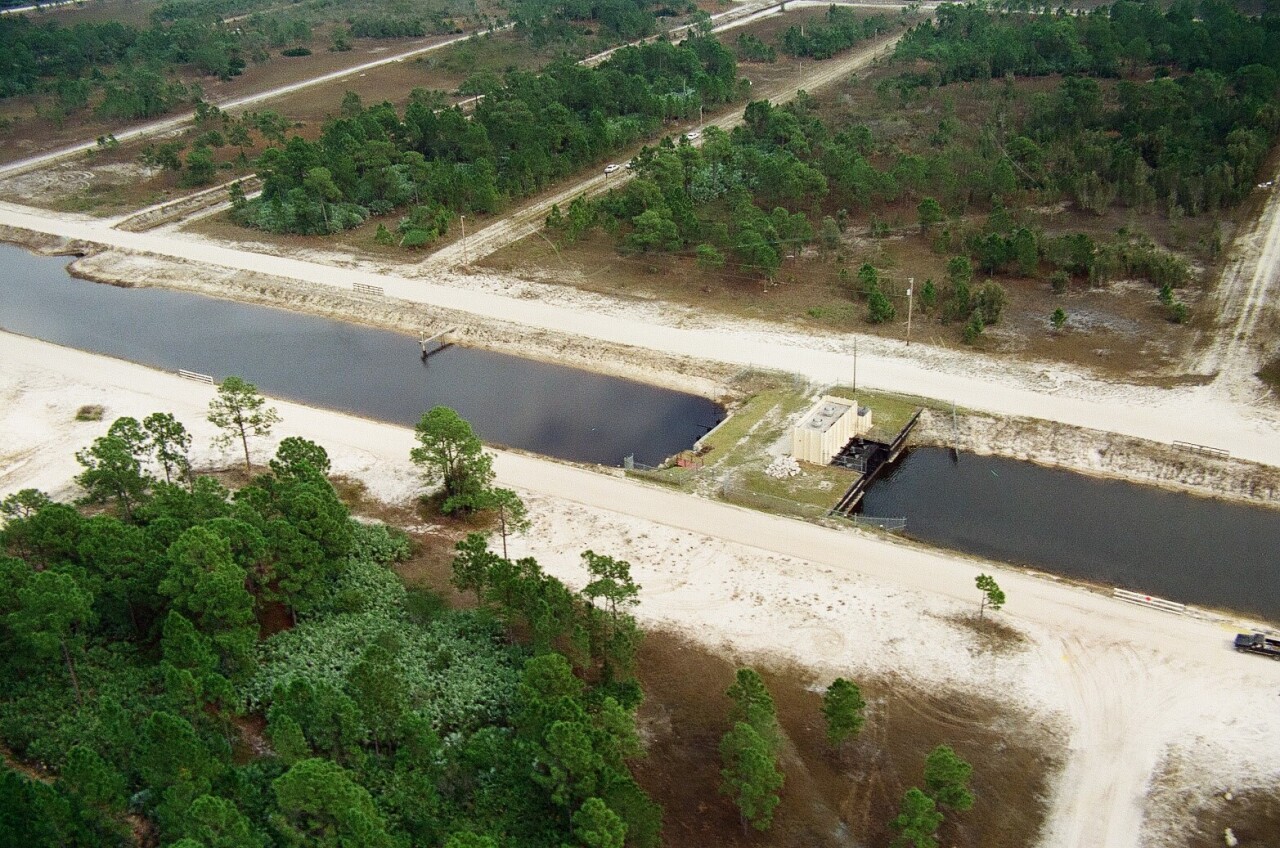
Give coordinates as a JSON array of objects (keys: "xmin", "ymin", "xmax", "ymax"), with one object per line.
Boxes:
[
  {"xmin": 1113, "ymin": 588, "xmax": 1187, "ymax": 615},
  {"xmin": 177, "ymin": 369, "xmax": 215, "ymax": 384}
]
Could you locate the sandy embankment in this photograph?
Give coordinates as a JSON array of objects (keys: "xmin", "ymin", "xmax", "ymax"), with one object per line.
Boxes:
[{"xmin": 12, "ymin": 237, "xmax": 1278, "ymax": 508}]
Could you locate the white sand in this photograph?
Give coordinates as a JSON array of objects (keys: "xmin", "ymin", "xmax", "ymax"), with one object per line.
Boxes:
[{"xmin": 3, "ymin": 332, "xmax": 1279, "ymax": 848}]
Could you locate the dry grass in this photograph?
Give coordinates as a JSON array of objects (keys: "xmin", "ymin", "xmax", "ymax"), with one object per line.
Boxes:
[
  {"xmin": 938, "ymin": 612, "xmax": 1030, "ymax": 656},
  {"xmin": 485, "ymin": 14, "xmax": 1229, "ymax": 383},
  {"xmin": 1175, "ymin": 788, "xmax": 1280, "ymax": 848},
  {"xmin": 74, "ymin": 403, "xmax": 105, "ymax": 421},
  {"xmin": 633, "ymin": 630, "xmax": 1057, "ymax": 847},
  {"xmin": 328, "ymin": 472, "xmax": 1057, "ymax": 848}
]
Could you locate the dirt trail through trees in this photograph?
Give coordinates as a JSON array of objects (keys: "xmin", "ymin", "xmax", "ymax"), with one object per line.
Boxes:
[
  {"xmin": 0, "ymin": 29, "xmax": 490, "ymax": 181},
  {"xmin": 425, "ymin": 29, "xmax": 907, "ymax": 270}
]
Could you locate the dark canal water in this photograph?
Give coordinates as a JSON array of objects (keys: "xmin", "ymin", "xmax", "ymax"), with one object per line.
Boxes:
[
  {"xmin": 0, "ymin": 243, "xmax": 723, "ymax": 466},
  {"xmin": 861, "ymin": 447, "xmax": 1280, "ymax": 620}
]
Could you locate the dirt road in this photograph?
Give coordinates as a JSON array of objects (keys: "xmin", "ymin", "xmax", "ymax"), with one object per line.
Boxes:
[
  {"xmin": 1194, "ymin": 173, "xmax": 1280, "ymax": 401},
  {"xmin": 3, "ymin": 332, "xmax": 1277, "ymax": 848}
]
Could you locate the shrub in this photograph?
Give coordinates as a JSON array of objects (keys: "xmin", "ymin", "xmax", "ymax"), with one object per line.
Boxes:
[{"xmin": 962, "ymin": 309, "xmax": 984, "ymax": 344}]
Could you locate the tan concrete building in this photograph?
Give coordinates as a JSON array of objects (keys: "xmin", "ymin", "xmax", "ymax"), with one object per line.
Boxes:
[{"xmin": 790, "ymin": 395, "xmax": 872, "ymax": 465}]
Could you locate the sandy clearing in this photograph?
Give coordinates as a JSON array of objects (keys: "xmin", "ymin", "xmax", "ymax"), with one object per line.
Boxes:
[{"xmin": 3, "ymin": 331, "xmax": 1280, "ymax": 848}]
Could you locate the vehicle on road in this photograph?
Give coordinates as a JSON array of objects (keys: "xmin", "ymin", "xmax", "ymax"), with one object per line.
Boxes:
[
  {"xmin": 1234, "ymin": 632, "xmax": 1280, "ymax": 659},
  {"xmin": 604, "ymin": 163, "xmax": 620, "ymax": 174},
  {"xmin": 683, "ymin": 130, "xmax": 701, "ymax": 142}
]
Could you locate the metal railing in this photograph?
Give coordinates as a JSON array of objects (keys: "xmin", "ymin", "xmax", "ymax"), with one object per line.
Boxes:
[
  {"xmin": 177, "ymin": 369, "xmax": 215, "ymax": 384},
  {"xmin": 1112, "ymin": 588, "xmax": 1186, "ymax": 615},
  {"xmin": 1172, "ymin": 440, "xmax": 1230, "ymax": 459}
]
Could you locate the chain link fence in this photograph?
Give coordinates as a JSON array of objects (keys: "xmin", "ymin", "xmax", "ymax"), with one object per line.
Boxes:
[{"xmin": 720, "ymin": 481, "xmax": 905, "ymax": 532}]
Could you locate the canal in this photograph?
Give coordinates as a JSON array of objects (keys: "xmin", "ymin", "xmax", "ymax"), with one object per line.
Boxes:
[
  {"xmin": 860, "ymin": 447, "xmax": 1280, "ymax": 620},
  {"xmin": 0, "ymin": 243, "xmax": 723, "ymax": 467},
  {"xmin": 5, "ymin": 242, "xmax": 1278, "ymax": 620}
]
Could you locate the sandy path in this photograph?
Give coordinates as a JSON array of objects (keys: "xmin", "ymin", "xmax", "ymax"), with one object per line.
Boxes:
[
  {"xmin": 0, "ymin": 0, "xmax": 792, "ymax": 182},
  {"xmin": 3, "ymin": 331, "xmax": 1279, "ymax": 848},
  {"xmin": 1194, "ymin": 171, "xmax": 1280, "ymax": 400}
]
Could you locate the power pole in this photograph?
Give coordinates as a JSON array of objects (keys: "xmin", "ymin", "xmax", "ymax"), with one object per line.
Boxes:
[
  {"xmin": 853, "ymin": 336, "xmax": 858, "ymax": 393},
  {"xmin": 460, "ymin": 214, "xmax": 469, "ymax": 268},
  {"xmin": 906, "ymin": 277, "xmax": 914, "ymax": 346}
]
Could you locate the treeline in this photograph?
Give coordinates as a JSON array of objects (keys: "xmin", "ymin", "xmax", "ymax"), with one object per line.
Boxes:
[
  {"xmin": 552, "ymin": 96, "xmax": 948, "ymax": 280},
  {"xmin": 779, "ymin": 5, "xmax": 893, "ymax": 59},
  {"xmin": 893, "ymin": 1, "xmax": 1280, "ymax": 215},
  {"xmin": 0, "ymin": 391, "xmax": 659, "ymax": 847},
  {"xmin": 509, "ymin": 0, "xmax": 695, "ymax": 46},
  {"xmin": 232, "ymin": 36, "xmax": 742, "ymax": 237},
  {"xmin": 896, "ymin": 0, "xmax": 1280, "ymax": 82},
  {"xmin": 556, "ymin": 92, "xmax": 1194, "ymax": 329},
  {"xmin": 0, "ymin": 0, "xmax": 473, "ymax": 122}
]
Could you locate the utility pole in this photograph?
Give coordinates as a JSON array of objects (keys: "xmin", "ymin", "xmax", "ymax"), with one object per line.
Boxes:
[
  {"xmin": 853, "ymin": 336, "xmax": 858, "ymax": 393},
  {"xmin": 906, "ymin": 277, "xmax": 914, "ymax": 346},
  {"xmin": 460, "ymin": 214, "xmax": 469, "ymax": 268}
]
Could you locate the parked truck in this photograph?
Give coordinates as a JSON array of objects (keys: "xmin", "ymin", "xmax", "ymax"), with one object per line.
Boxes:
[{"xmin": 1234, "ymin": 632, "xmax": 1280, "ymax": 659}]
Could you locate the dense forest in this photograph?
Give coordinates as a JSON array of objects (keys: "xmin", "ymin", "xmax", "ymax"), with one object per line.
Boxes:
[
  {"xmin": 894, "ymin": 0, "xmax": 1280, "ymax": 216},
  {"xmin": 230, "ymin": 35, "xmax": 742, "ymax": 238},
  {"xmin": 0, "ymin": 399, "xmax": 659, "ymax": 847},
  {"xmin": 778, "ymin": 5, "xmax": 893, "ymax": 59}
]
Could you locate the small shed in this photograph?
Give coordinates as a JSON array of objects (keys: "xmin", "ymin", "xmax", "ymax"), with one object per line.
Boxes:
[{"xmin": 791, "ymin": 395, "xmax": 872, "ymax": 465}]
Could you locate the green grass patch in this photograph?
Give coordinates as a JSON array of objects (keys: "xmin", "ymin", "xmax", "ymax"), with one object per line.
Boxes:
[
  {"xmin": 698, "ymin": 386, "xmax": 811, "ymax": 461},
  {"xmin": 625, "ymin": 465, "xmax": 698, "ymax": 491},
  {"xmin": 737, "ymin": 464, "xmax": 858, "ymax": 512},
  {"xmin": 75, "ymin": 404, "xmax": 104, "ymax": 421}
]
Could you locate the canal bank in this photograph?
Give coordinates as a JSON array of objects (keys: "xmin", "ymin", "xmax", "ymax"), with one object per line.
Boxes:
[
  {"xmin": 4, "ymin": 238, "xmax": 1279, "ymax": 617},
  {"xmin": 25, "ymin": 234, "xmax": 1279, "ymax": 509},
  {"xmin": 0, "ymin": 227, "xmax": 737, "ymax": 403}
]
